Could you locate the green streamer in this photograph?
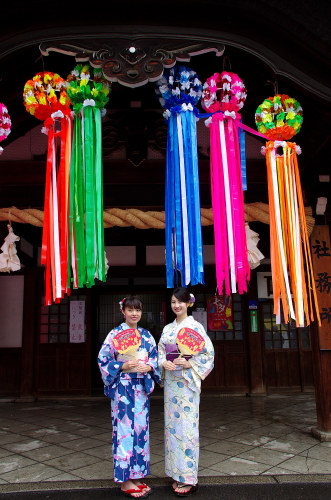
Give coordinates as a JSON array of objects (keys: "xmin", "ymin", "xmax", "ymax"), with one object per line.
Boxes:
[
  {"xmin": 83, "ymin": 106, "xmax": 96, "ymax": 286},
  {"xmin": 75, "ymin": 114, "xmax": 86, "ymax": 287},
  {"xmin": 93, "ymin": 107, "xmax": 106, "ymax": 282},
  {"xmin": 68, "ymin": 105, "xmax": 107, "ymax": 289}
]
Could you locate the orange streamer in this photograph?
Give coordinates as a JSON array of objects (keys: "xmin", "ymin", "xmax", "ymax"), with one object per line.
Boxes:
[{"xmin": 265, "ymin": 141, "xmax": 320, "ymax": 327}]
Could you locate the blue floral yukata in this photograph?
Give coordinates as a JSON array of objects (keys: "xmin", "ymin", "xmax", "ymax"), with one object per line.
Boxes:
[
  {"xmin": 98, "ymin": 323, "xmax": 161, "ymax": 483},
  {"xmin": 158, "ymin": 316, "xmax": 214, "ymax": 485}
]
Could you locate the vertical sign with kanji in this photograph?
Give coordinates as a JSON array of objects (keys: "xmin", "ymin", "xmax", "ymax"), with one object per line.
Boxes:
[
  {"xmin": 311, "ymin": 226, "xmax": 331, "ymax": 350},
  {"xmin": 70, "ymin": 301, "xmax": 85, "ymax": 343}
]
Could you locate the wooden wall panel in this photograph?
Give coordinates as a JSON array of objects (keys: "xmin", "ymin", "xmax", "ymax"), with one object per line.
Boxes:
[
  {"xmin": 0, "ymin": 349, "xmax": 22, "ymax": 395},
  {"xmin": 37, "ymin": 345, "xmax": 90, "ymax": 395},
  {"xmin": 203, "ymin": 342, "xmax": 249, "ymax": 392},
  {"xmin": 301, "ymin": 351, "xmax": 314, "ymax": 389}
]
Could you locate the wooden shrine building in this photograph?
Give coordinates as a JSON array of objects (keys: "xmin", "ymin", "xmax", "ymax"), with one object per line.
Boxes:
[{"xmin": 0, "ymin": 0, "xmax": 330, "ymax": 438}]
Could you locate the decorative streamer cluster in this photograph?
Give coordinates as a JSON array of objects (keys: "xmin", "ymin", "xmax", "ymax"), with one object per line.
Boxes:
[
  {"xmin": 24, "ymin": 71, "xmax": 72, "ymax": 305},
  {"xmin": 19, "ymin": 62, "xmax": 319, "ymax": 330},
  {"xmin": 202, "ymin": 71, "xmax": 250, "ymax": 295},
  {"xmin": 0, "ymin": 103, "xmax": 11, "ymax": 155},
  {"xmin": 256, "ymin": 95, "xmax": 320, "ymax": 326},
  {"xmin": 66, "ymin": 64, "xmax": 111, "ymax": 289},
  {"xmin": 23, "ymin": 68, "xmax": 110, "ymax": 304},
  {"xmin": 156, "ymin": 66, "xmax": 204, "ymax": 288}
]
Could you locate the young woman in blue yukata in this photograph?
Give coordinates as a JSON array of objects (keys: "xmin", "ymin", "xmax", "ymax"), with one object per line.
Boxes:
[
  {"xmin": 98, "ymin": 296, "xmax": 161, "ymax": 499},
  {"xmin": 158, "ymin": 288, "xmax": 214, "ymax": 497}
]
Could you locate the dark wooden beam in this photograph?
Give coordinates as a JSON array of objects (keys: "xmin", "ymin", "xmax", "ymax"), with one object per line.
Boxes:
[{"xmin": 0, "ymin": 159, "xmax": 269, "ymax": 208}]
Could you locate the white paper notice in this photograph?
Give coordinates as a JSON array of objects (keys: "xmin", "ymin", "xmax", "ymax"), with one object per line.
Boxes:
[
  {"xmin": 70, "ymin": 301, "xmax": 85, "ymax": 343},
  {"xmin": 192, "ymin": 310, "xmax": 208, "ymax": 333}
]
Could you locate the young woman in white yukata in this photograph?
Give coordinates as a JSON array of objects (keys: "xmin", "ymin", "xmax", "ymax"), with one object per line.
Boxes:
[
  {"xmin": 98, "ymin": 296, "xmax": 161, "ymax": 499},
  {"xmin": 158, "ymin": 288, "xmax": 214, "ymax": 497}
]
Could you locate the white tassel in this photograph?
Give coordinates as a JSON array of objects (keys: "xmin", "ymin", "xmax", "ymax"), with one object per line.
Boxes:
[
  {"xmin": 0, "ymin": 225, "xmax": 21, "ymax": 273},
  {"xmin": 245, "ymin": 223, "xmax": 265, "ymax": 270}
]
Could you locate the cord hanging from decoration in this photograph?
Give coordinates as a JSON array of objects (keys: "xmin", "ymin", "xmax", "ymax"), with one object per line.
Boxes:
[
  {"xmin": 23, "ymin": 71, "xmax": 72, "ymax": 304},
  {"xmin": 255, "ymin": 94, "xmax": 320, "ymax": 327},
  {"xmin": 66, "ymin": 64, "xmax": 111, "ymax": 290},
  {"xmin": 202, "ymin": 71, "xmax": 250, "ymax": 295},
  {"xmin": 156, "ymin": 65, "xmax": 204, "ymax": 288}
]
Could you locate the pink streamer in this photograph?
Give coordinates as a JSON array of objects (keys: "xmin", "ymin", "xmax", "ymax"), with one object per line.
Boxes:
[
  {"xmin": 227, "ymin": 119, "xmax": 250, "ymax": 293},
  {"xmin": 210, "ymin": 115, "xmax": 231, "ymax": 294},
  {"xmin": 208, "ymin": 113, "xmax": 250, "ymax": 295}
]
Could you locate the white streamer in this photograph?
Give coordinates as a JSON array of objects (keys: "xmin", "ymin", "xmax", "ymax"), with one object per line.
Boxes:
[
  {"xmin": 177, "ymin": 113, "xmax": 191, "ymax": 285},
  {"xmin": 52, "ymin": 138, "xmax": 62, "ymax": 298},
  {"xmin": 291, "ymin": 155, "xmax": 304, "ymax": 326},
  {"xmin": 270, "ymin": 149, "xmax": 295, "ymax": 321},
  {"xmin": 219, "ymin": 120, "xmax": 236, "ymax": 293}
]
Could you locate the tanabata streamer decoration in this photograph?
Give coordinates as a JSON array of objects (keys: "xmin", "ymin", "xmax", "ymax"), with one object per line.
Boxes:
[
  {"xmin": 202, "ymin": 71, "xmax": 250, "ymax": 295},
  {"xmin": 176, "ymin": 327, "xmax": 205, "ymax": 357},
  {"xmin": 23, "ymin": 72, "xmax": 72, "ymax": 305},
  {"xmin": 0, "ymin": 103, "xmax": 11, "ymax": 155},
  {"xmin": 66, "ymin": 65, "xmax": 111, "ymax": 289},
  {"xmin": 255, "ymin": 94, "xmax": 320, "ymax": 327},
  {"xmin": 156, "ymin": 66, "xmax": 204, "ymax": 288}
]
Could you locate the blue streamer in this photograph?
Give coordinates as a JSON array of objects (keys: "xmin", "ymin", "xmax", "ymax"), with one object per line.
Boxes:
[
  {"xmin": 181, "ymin": 110, "xmax": 204, "ymax": 285},
  {"xmin": 165, "ymin": 119, "xmax": 174, "ymax": 288},
  {"xmin": 172, "ymin": 115, "xmax": 185, "ymax": 285},
  {"xmin": 157, "ymin": 66, "xmax": 205, "ymax": 288}
]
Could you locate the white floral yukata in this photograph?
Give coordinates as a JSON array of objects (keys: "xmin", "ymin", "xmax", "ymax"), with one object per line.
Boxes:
[{"xmin": 158, "ymin": 315, "xmax": 214, "ymax": 485}]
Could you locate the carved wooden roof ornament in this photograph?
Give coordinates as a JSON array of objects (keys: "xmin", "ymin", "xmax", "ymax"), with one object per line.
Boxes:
[{"xmin": 39, "ymin": 39, "xmax": 225, "ymax": 88}]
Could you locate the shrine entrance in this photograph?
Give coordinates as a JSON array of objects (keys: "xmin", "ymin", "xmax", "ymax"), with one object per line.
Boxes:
[{"xmin": 0, "ymin": 1, "xmax": 330, "ymax": 436}]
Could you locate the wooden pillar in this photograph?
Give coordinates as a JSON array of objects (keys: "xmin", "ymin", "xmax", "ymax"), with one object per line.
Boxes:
[
  {"xmin": 310, "ymin": 225, "xmax": 331, "ymax": 440},
  {"xmin": 247, "ymin": 273, "xmax": 265, "ymax": 394}
]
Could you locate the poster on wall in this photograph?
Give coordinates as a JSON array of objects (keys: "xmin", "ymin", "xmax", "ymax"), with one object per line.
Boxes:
[
  {"xmin": 192, "ymin": 310, "xmax": 208, "ymax": 332},
  {"xmin": 70, "ymin": 301, "xmax": 85, "ymax": 343},
  {"xmin": 207, "ymin": 295, "xmax": 233, "ymax": 330}
]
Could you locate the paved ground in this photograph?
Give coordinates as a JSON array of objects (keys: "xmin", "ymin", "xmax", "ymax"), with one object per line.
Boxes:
[
  {"xmin": 0, "ymin": 393, "xmax": 330, "ymax": 495},
  {"xmin": 1, "ymin": 481, "xmax": 331, "ymax": 499}
]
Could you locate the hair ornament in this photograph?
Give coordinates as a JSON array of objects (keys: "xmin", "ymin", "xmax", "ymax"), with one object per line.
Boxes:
[
  {"xmin": 119, "ymin": 298, "xmax": 127, "ymax": 311},
  {"xmin": 189, "ymin": 293, "xmax": 195, "ymax": 307}
]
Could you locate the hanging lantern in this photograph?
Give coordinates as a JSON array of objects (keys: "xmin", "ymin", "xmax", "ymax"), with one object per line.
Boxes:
[
  {"xmin": 156, "ymin": 65, "xmax": 204, "ymax": 288},
  {"xmin": 202, "ymin": 71, "xmax": 250, "ymax": 295},
  {"xmin": 66, "ymin": 64, "xmax": 111, "ymax": 289},
  {"xmin": 0, "ymin": 103, "xmax": 11, "ymax": 155},
  {"xmin": 23, "ymin": 71, "xmax": 72, "ymax": 304},
  {"xmin": 255, "ymin": 94, "xmax": 320, "ymax": 327}
]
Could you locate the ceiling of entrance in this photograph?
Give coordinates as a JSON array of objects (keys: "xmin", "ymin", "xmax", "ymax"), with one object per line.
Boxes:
[{"xmin": 0, "ymin": 0, "xmax": 330, "ymax": 224}]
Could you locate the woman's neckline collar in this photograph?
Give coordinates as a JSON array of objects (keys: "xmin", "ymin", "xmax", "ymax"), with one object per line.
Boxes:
[{"xmin": 175, "ymin": 316, "xmax": 190, "ymax": 327}]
